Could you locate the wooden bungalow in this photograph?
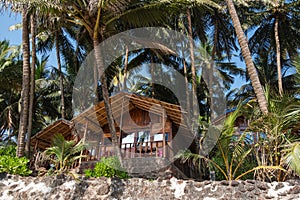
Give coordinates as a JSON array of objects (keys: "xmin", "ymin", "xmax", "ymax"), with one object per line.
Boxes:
[{"xmin": 30, "ymin": 92, "xmax": 194, "ymax": 167}]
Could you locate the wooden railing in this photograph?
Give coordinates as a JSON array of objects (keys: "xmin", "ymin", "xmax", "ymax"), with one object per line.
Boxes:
[
  {"xmin": 81, "ymin": 140, "xmax": 171, "ymax": 161},
  {"xmin": 122, "ymin": 141, "xmax": 166, "ymax": 158}
]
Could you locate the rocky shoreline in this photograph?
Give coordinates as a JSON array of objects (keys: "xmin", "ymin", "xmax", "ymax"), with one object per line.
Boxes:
[{"xmin": 0, "ymin": 174, "xmax": 300, "ymax": 199}]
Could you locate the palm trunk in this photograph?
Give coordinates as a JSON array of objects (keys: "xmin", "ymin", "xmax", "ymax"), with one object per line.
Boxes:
[
  {"xmin": 123, "ymin": 46, "xmax": 129, "ymax": 91},
  {"xmin": 25, "ymin": 13, "xmax": 36, "ymax": 156},
  {"xmin": 181, "ymin": 42, "xmax": 190, "ymax": 113},
  {"xmin": 150, "ymin": 53, "xmax": 155, "ymax": 97},
  {"xmin": 93, "ymin": 38, "xmax": 122, "ymax": 162},
  {"xmin": 226, "ymin": 0, "xmax": 268, "ymax": 114},
  {"xmin": 210, "ymin": 16, "xmax": 218, "ymax": 119},
  {"xmin": 274, "ymin": 15, "xmax": 283, "ymax": 96},
  {"xmin": 55, "ymin": 28, "xmax": 65, "ymax": 118},
  {"xmin": 187, "ymin": 9, "xmax": 197, "ymax": 119},
  {"xmin": 17, "ymin": 8, "xmax": 30, "ymax": 157}
]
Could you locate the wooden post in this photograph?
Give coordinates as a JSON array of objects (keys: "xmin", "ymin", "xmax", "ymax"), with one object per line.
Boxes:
[
  {"xmin": 34, "ymin": 140, "xmax": 38, "ymax": 151},
  {"xmin": 118, "ymin": 96, "xmax": 125, "ymax": 154},
  {"xmin": 79, "ymin": 122, "xmax": 88, "ymax": 169},
  {"xmin": 169, "ymin": 123, "xmax": 173, "ymax": 158},
  {"xmin": 162, "ymin": 110, "xmax": 166, "ymax": 158},
  {"xmin": 133, "ymin": 132, "xmax": 137, "ymax": 158}
]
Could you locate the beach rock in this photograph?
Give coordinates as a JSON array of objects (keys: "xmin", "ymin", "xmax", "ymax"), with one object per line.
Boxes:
[{"xmin": 0, "ymin": 175, "xmax": 300, "ymax": 199}]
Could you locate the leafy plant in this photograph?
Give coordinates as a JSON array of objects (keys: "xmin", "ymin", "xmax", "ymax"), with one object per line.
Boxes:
[
  {"xmin": 282, "ymin": 142, "xmax": 300, "ymax": 176},
  {"xmin": 84, "ymin": 156, "xmax": 128, "ymax": 179},
  {"xmin": 0, "ymin": 155, "xmax": 32, "ymax": 176},
  {"xmin": 0, "ymin": 144, "xmax": 31, "ymax": 176},
  {"xmin": 45, "ymin": 134, "xmax": 87, "ymax": 173},
  {"xmin": 177, "ymin": 103, "xmax": 285, "ymax": 180},
  {"xmin": 0, "ymin": 144, "xmax": 16, "ymax": 156},
  {"xmin": 246, "ymin": 91, "xmax": 300, "ymax": 181}
]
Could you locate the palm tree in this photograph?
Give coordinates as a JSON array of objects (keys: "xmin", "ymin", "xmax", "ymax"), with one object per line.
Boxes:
[
  {"xmin": 177, "ymin": 104, "xmax": 285, "ymax": 180},
  {"xmin": 45, "ymin": 133, "xmax": 86, "ymax": 173},
  {"xmin": 247, "ymin": 0, "xmax": 300, "ymax": 96},
  {"xmin": 63, "ymin": 0, "xmax": 175, "ymax": 161},
  {"xmin": 225, "ymin": 0, "xmax": 268, "ymax": 114},
  {"xmin": 25, "ymin": 12, "xmax": 37, "ymax": 155},
  {"xmin": 0, "ymin": 40, "xmax": 22, "ymax": 143},
  {"xmin": 17, "ymin": 6, "xmax": 31, "ymax": 157}
]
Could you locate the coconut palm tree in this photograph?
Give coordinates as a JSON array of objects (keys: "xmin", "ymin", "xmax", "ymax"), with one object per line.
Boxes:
[
  {"xmin": 247, "ymin": 0, "xmax": 300, "ymax": 96},
  {"xmin": 225, "ymin": 0, "xmax": 268, "ymax": 114},
  {"xmin": 25, "ymin": 12, "xmax": 37, "ymax": 155},
  {"xmin": 0, "ymin": 40, "xmax": 22, "ymax": 143},
  {"xmin": 45, "ymin": 133, "xmax": 86, "ymax": 173},
  {"xmin": 17, "ymin": 6, "xmax": 31, "ymax": 157}
]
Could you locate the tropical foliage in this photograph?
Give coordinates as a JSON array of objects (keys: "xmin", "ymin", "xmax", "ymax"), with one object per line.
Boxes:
[
  {"xmin": 0, "ymin": 144, "xmax": 32, "ymax": 176},
  {"xmin": 45, "ymin": 134, "xmax": 86, "ymax": 173},
  {"xmin": 177, "ymin": 104, "xmax": 286, "ymax": 181},
  {"xmin": 84, "ymin": 156, "xmax": 128, "ymax": 179},
  {"xmin": 0, "ymin": 0, "xmax": 300, "ymax": 181}
]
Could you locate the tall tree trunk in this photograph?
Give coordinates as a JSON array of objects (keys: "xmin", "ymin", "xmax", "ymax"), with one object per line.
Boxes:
[
  {"xmin": 274, "ymin": 15, "xmax": 283, "ymax": 96},
  {"xmin": 181, "ymin": 42, "xmax": 190, "ymax": 113},
  {"xmin": 226, "ymin": 0, "xmax": 268, "ymax": 114},
  {"xmin": 150, "ymin": 53, "xmax": 155, "ymax": 97},
  {"xmin": 123, "ymin": 46, "xmax": 129, "ymax": 91},
  {"xmin": 210, "ymin": 16, "xmax": 218, "ymax": 119},
  {"xmin": 55, "ymin": 28, "xmax": 65, "ymax": 118},
  {"xmin": 25, "ymin": 13, "xmax": 36, "ymax": 156},
  {"xmin": 187, "ymin": 9, "xmax": 197, "ymax": 119},
  {"xmin": 17, "ymin": 8, "xmax": 30, "ymax": 157},
  {"xmin": 92, "ymin": 2, "xmax": 122, "ymax": 162},
  {"xmin": 93, "ymin": 38, "xmax": 122, "ymax": 162}
]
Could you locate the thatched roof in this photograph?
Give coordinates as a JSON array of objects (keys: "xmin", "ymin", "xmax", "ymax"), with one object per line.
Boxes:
[
  {"xmin": 31, "ymin": 92, "xmax": 189, "ymax": 150},
  {"xmin": 30, "ymin": 119, "xmax": 73, "ymax": 150},
  {"xmin": 72, "ymin": 92, "xmax": 188, "ymax": 133}
]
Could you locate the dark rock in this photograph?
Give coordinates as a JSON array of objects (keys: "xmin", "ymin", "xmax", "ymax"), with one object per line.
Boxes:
[
  {"xmin": 275, "ymin": 182, "xmax": 284, "ymax": 190},
  {"xmin": 245, "ymin": 184, "xmax": 255, "ymax": 191},
  {"xmin": 246, "ymin": 179, "xmax": 256, "ymax": 184},
  {"xmin": 220, "ymin": 180, "xmax": 229, "ymax": 186},
  {"xmin": 97, "ymin": 183, "xmax": 109, "ymax": 195},
  {"xmin": 230, "ymin": 180, "xmax": 239, "ymax": 187},
  {"xmin": 265, "ymin": 195, "xmax": 275, "ymax": 199},
  {"xmin": 253, "ymin": 189, "xmax": 260, "ymax": 195},
  {"xmin": 288, "ymin": 185, "xmax": 300, "ymax": 194},
  {"xmin": 234, "ymin": 191, "xmax": 243, "ymax": 199},
  {"xmin": 278, "ymin": 192, "xmax": 287, "ymax": 196},
  {"xmin": 9, "ymin": 184, "xmax": 18, "ymax": 190},
  {"xmin": 257, "ymin": 182, "xmax": 268, "ymax": 190},
  {"xmin": 238, "ymin": 184, "xmax": 246, "ymax": 193}
]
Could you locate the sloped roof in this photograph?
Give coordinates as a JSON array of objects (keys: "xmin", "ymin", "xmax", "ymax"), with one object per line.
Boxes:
[
  {"xmin": 31, "ymin": 92, "xmax": 189, "ymax": 149},
  {"xmin": 72, "ymin": 92, "xmax": 188, "ymax": 133},
  {"xmin": 30, "ymin": 119, "xmax": 73, "ymax": 150}
]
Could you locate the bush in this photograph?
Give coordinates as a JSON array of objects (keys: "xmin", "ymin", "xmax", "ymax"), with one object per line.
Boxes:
[
  {"xmin": 0, "ymin": 155, "xmax": 32, "ymax": 176},
  {"xmin": 84, "ymin": 156, "xmax": 128, "ymax": 179},
  {"xmin": 0, "ymin": 145, "xmax": 16, "ymax": 156},
  {"xmin": 0, "ymin": 144, "xmax": 32, "ymax": 176}
]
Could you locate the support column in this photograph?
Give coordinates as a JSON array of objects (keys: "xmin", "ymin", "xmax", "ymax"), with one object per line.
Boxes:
[
  {"xmin": 79, "ymin": 122, "xmax": 88, "ymax": 168},
  {"xmin": 162, "ymin": 111, "xmax": 166, "ymax": 158}
]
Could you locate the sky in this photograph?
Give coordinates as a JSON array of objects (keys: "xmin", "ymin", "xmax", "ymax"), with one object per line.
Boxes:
[
  {"xmin": 0, "ymin": 11, "xmax": 246, "ymax": 91},
  {"xmin": 0, "ymin": 11, "xmax": 57, "ymax": 67},
  {"xmin": 0, "ymin": 12, "xmax": 22, "ymax": 45}
]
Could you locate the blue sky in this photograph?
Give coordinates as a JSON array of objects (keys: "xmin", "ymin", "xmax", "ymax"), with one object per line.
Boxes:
[
  {"xmin": 0, "ymin": 11, "xmax": 246, "ymax": 90},
  {"xmin": 0, "ymin": 11, "xmax": 57, "ymax": 67},
  {"xmin": 0, "ymin": 12, "xmax": 22, "ymax": 45}
]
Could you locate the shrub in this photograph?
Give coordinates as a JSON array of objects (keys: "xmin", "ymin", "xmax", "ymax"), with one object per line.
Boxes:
[
  {"xmin": 0, "ymin": 155, "xmax": 32, "ymax": 176},
  {"xmin": 0, "ymin": 145, "xmax": 16, "ymax": 156},
  {"xmin": 45, "ymin": 134, "xmax": 86, "ymax": 174},
  {"xmin": 84, "ymin": 156, "xmax": 128, "ymax": 179}
]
